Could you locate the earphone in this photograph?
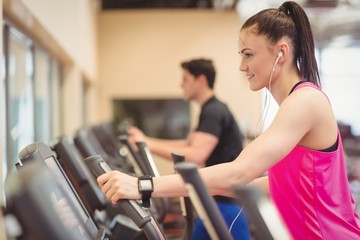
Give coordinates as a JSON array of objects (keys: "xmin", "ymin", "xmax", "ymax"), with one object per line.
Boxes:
[{"xmin": 272, "ymin": 51, "xmax": 283, "ymax": 72}]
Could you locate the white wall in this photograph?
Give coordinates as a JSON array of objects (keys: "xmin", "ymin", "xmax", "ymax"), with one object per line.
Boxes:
[
  {"xmin": 12, "ymin": 0, "xmax": 100, "ymax": 133},
  {"xmin": 21, "ymin": 0, "xmax": 98, "ymax": 79}
]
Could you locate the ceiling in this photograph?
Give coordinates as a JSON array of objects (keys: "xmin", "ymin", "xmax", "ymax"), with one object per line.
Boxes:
[
  {"xmin": 100, "ymin": 0, "xmax": 342, "ymax": 9},
  {"xmin": 99, "ymin": 0, "xmax": 360, "ymax": 47},
  {"xmin": 101, "ymin": 0, "xmax": 230, "ymax": 9}
]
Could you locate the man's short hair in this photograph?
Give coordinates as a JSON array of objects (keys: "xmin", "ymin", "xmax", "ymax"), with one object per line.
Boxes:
[{"xmin": 181, "ymin": 58, "xmax": 216, "ymax": 89}]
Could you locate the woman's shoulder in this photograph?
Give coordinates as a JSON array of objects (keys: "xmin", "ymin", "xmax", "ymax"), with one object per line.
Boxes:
[
  {"xmin": 288, "ymin": 83, "xmax": 329, "ymax": 106},
  {"xmin": 277, "ymin": 84, "xmax": 332, "ymax": 130}
]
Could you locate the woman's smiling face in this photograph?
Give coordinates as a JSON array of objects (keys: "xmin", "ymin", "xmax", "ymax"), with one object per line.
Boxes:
[{"xmin": 238, "ymin": 26, "xmax": 276, "ymax": 92}]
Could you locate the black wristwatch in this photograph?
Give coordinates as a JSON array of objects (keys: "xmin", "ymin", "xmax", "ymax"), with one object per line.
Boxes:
[{"xmin": 138, "ymin": 175, "xmax": 154, "ymax": 208}]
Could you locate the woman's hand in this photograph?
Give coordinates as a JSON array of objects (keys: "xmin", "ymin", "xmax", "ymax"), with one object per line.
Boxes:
[{"xmin": 97, "ymin": 171, "xmax": 140, "ymax": 204}]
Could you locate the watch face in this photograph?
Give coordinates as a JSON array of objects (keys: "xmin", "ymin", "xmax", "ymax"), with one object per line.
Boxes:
[{"xmin": 139, "ymin": 179, "xmax": 153, "ymax": 191}]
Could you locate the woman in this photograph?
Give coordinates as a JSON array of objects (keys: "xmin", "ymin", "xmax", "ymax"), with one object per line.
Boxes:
[{"xmin": 98, "ymin": 1, "xmax": 360, "ymax": 239}]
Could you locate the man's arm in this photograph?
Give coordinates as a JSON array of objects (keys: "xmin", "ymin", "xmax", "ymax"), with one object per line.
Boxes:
[
  {"xmin": 148, "ymin": 131, "xmax": 218, "ymax": 165},
  {"xmin": 128, "ymin": 126, "xmax": 188, "ymax": 146},
  {"xmin": 128, "ymin": 127, "xmax": 218, "ymax": 165}
]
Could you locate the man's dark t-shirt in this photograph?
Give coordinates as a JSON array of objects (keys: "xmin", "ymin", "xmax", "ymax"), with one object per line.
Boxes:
[
  {"xmin": 196, "ymin": 96, "xmax": 244, "ymax": 202},
  {"xmin": 196, "ymin": 96, "xmax": 244, "ymax": 168}
]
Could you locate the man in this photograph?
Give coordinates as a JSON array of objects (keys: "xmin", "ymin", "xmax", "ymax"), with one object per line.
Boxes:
[{"xmin": 128, "ymin": 58, "xmax": 250, "ymax": 240}]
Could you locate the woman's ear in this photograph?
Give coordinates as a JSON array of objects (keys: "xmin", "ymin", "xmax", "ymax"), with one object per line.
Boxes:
[{"xmin": 278, "ymin": 42, "xmax": 290, "ymax": 63}]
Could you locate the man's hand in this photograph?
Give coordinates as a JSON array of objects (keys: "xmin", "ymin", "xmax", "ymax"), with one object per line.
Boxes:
[{"xmin": 127, "ymin": 126, "xmax": 147, "ymax": 150}]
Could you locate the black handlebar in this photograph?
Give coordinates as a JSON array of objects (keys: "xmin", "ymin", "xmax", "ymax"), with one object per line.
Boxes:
[
  {"xmin": 83, "ymin": 155, "xmax": 167, "ymax": 240},
  {"xmin": 175, "ymin": 162, "xmax": 233, "ymax": 240},
  {"xmin": 171, "ymin": 152, "xmax": 194, "ymax": 240}
]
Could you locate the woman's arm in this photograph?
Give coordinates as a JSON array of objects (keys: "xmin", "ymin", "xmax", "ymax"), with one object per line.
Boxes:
[{"xmin": 98, "ymin": 88, "xmax": 333, "ymax": 203}]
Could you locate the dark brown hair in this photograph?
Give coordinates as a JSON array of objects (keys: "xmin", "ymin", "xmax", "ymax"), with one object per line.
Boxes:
[
  {"xmin": 241, "ymin": 1, "xmax": 320, "ymax": 86},
  {"xmin": 181, "ymin": 58, "xmax": 216, "ymax": 89}
]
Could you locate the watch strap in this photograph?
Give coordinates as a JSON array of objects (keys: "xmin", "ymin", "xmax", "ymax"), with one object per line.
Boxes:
[
  {"xmin": 138, "ymin": 175, "xmax": 153, "ymax": 208},
  {"xmin": 141, "ymin": 193, "xmax": 151, "ymax": 208}
]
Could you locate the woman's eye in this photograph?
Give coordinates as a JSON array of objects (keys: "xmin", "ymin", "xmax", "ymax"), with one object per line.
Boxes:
[{"xmin": 244, "ymin": 53, "xmax": 252, "ymax": 58}]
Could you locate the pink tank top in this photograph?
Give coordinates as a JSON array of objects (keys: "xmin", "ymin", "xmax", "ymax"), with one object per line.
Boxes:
[{"xmin": 268, "ymin": 82, "xmax": 360, "ymax": 239}]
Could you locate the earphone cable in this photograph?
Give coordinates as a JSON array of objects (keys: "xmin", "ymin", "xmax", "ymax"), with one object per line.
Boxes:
[
  {"xmin": 229, "ymin": 53, "xmax": 280, "ymax": 235},
  {"xmin": 228, "ymin": 205, "xmax": 245, "ymax": 234},
  {"xmin": 255, "ymin": 54, "xmax": 280, "ymax": 138}
]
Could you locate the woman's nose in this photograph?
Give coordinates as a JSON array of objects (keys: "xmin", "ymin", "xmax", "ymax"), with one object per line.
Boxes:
[{"xmin": 239, "ymin": 61, "xmax": 247, "ymax": 72}]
